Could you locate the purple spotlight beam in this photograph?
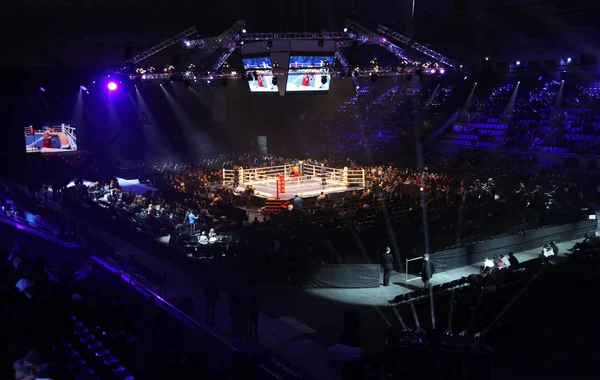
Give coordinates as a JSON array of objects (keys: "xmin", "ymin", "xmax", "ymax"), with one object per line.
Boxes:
[
  {"xmin": 107, "ymin": 82, "xmax": 117, "ymax": 91},
  {"xmin": 40, "ymin": 87, "xmax": 45, "ymax": 92}
]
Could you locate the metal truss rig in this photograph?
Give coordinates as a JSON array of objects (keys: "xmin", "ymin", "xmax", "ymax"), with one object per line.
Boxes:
[
  {"xmin": 185, "ymin": 31, "xmax": 353, "ymax": 45},
  {"xmin": 119, "ymin": 26, "xmax": 198, "ymax": 71},
  {"xmin": 376, "ymin": 25, "xmax": 462, "ymax": 70},
  {"xmin": 187, "ymin": 20, "xmax": 246, "ymax": 67},
  {"xmin": 344, "ymin": 19, "xmax": 410, "ymax": 61},
  {"xmin": 131, "ymin": 65, "xmax": 442, "ymax": 82}
]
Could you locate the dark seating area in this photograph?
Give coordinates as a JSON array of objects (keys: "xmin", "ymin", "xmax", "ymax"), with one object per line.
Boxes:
[
  {"xmin": 384, "ymin": 234, "xmax": 600, "ymax": 378},
  {"xmin": 0, "ymin": 219, "xmax": 266, "ymax": 380}
]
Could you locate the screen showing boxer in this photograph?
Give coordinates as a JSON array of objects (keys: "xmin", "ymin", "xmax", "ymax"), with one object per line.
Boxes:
[
  {"xmin": 242, "ymin": 57, "xmax": 278, "ymax": 93},
  {"xmin": 24, "ymin": 124, "xmax": 78, "ymax": 154},
  {"xmin": 286, "ymin": 55, "xmax": 333, "ymax": 92}
]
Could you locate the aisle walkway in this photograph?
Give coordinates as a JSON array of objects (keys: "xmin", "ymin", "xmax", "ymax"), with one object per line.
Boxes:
[
  {"xmin": 77, "ymin": 222, "xmax": 341, "ymax": 380},
  {"xmin": 55, "ymin": 194, "xmax": 597, "ymax": 379}
]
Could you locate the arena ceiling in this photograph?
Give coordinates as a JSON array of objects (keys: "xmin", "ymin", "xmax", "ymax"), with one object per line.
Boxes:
[{"xmin": 2, "ymin": 0, "xmax": 599, "ymax": 55}]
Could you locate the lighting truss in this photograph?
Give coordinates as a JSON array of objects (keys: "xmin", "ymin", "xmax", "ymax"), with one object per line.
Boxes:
[
  {"xmin": 334, "ymin": 51, "xmax": 350, "ymax": 68},
  {"xmin": 377, "ymin": 25, "xmax": 462, "ymax": 70},
  {"xmin": 212, "ymin": 44, "xmax": 237, "ymax": 70},
  {"xmin": 131, "ymin": 65, "xmax": 443, "ymax": 81},
  {"xmin": 336, "ymin": 40, "xmax": 359, "ymax": 48},
  {"xmin": 120, "ymin": 26, "xmax": 198, "ymax": 70},
  {"xmin": 184, "ymin": 36, "xmax": 231, "ymax": 49},
  {"xmin": 335, "ymin": 50, "xmax": 359, "ymax": 85},
  {"xmin": 240, "ymin": 31, "xmax": 351, "ymax": 41},
  {"xmin": 187, "ymin": 20, "xmax": 246, "ymax": 65},
  {"xmin": 345, "ymin": 19, "xmax": 410, "ymax": 60}
]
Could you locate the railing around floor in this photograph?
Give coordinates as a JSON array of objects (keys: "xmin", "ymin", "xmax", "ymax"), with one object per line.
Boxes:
[
  {"xmin": 91, "ymin": 256, "xmax": 310, "ymax": 380},
  {"xmin": 223, "ymin": 163, "xmax": 365, "ymax": 188}
]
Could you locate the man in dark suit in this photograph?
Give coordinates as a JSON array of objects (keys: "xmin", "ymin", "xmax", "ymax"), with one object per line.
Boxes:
[
  {"xmin": 204, "ymin": 279, "xmax": 219, "ymax": 326},
  {"xmin": 550, "ymin": 241, "xmax": 559, "ymax": 256},
  {"xmin": 420, "ymin": 254, "xmax": 436, "ymax": 288},
  {"xmin": 382, "ymin": 247, "xmax": 394, "ymax": 286}
]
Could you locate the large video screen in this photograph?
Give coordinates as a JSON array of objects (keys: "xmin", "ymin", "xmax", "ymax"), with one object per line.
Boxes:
[
  {"xmin": 24, "ymin": 124, "xmax": 78, "ymax": 154},
  {"xmin": 242, "ymin": 56, "xmax": 278, "ymax": 92},
  {"xmin": 287, "ymin": 55, "xmax": 334, "ymax": 92}
]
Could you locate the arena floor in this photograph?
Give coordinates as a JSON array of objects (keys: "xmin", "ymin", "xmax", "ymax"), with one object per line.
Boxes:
[{"xmin": 233, "ymin": 177, "xmax": 361, "ymax": 198}]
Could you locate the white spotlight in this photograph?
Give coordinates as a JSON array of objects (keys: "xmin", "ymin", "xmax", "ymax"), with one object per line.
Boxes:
[
  {"xmin": 516, "ymin": 61, "xmax": 520, "ymax": 66},
  {"xmin": 343, "ymin": 27, "xmax": 348, "ymax": 32},
  {"xmin": 518, "ymin": 81, "xmax": 520, "ymax": 84},
  {"xmin": 464, "ymin": 76, "xmax": 468, "ymax": 80},
  {"xmin": 242, "ymin": 29, "xmax": 246, "ymax": 33}
]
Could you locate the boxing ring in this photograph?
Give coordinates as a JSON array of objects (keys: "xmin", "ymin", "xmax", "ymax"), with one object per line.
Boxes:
[
  {"xmin": 25, "ymin": 124, "xmax": 77, "ymax": 153},
  {"xmin": 223, "ymin": 164, "xmax": 366, "ymax": 198}
]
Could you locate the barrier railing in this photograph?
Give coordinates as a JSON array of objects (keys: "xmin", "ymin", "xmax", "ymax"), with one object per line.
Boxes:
[{"xmin": 405, "ymin": 256, "xmax": 424, "ymax": 282}]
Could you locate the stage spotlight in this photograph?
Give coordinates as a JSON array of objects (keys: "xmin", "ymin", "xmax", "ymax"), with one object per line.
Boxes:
[
  {"xmin": 207, "ymin": 80, "xmax": 211, "ymax": 84},
  {"xmin": 439, "ymin": 69, "xmax": 445, "ymax": 74},
  {"xmin": 320, "ymin": 75, "xmax": 327, "ymax": 84},
  {"xmin": 516, "ymin": 61, "xmax": 521, "ymax": 66},
  {"xmin": 343, "ymin": 27, "xmax": 348, "ymax": 32},
  {"xmin": 242, "ymin": 29, "xmax": 246, "ymax": 33},
  {"xmin": 430, "ymin": 69, "xmax": 436, "ymax": 74},
  {"xmin": 80, "ymin": 86, "xmax": 88, "ymax": 92},
  {"xmin": 464, "ymin": 76, "xmax": 468, "ymax": 80},
  {"xmin": 185, "ymin": 41, "xmax": 191, "ymax": 47},
  {"xmin": 567, "ymin": 57, "xmax": 572, "ymax": 63},
  {"xmin": 107, "ymin": 81, "xmax": 117, "ymax": 91},
  {"xmin": 40, "ymin": 87, "xmax": 45, "ymax": 92}
]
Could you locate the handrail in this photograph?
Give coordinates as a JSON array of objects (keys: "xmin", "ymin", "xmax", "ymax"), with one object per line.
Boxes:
[{"xmin": 90, "ymin": 256, "xmax": 298, "ymax": 380}]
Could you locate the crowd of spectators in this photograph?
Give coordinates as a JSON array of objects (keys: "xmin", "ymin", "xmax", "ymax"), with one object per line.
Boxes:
[
  {"xmin": 444, "ymin": 80, "xmax": 600, "ymax": 155},
  {"xmin": 298, "ymin": 83, "xmax": 453, "ymax": 160},
  {"xmin": 57, "ymin": 148, "xmax": 588, "ymax": 271}
]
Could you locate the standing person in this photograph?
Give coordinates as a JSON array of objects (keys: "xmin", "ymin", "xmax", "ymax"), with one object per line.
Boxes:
[
  {"xmin": 188, "ymin": 210, "xmax": 198, "ymax": 236},
  {"xmin": 247, "ymin": 293, "xmax": 259, "ymax": 343},
  {"xmin": 320, "ymin": 163, "xmax": 327, "ymax": 187},
  {"xmin": 204, "ymin": 279, "xmax": 219, "ymax": 326},
  {"xmin": 420, "ymin": 254, "xmax": 436, "ymax": 289},
  {"xmin": 382, "ymin": 246, "xmax": 394, "ymax": 286}
]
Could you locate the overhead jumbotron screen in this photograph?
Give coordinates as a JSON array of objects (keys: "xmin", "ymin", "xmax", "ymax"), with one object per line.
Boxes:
[
  {"xmin": 286, "ymin": 55, "xmax": 334, "ymax": 92},
  {"xmin": 242, "ymin": 56, "xmax": 278, "ymax": 93},
  {"xmin": 24, "ymin": 124, "xmax": 78, "ymax": 154}
]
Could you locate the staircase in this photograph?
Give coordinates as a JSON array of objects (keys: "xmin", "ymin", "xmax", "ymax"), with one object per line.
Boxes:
[{"xmin": 263, "ymin": 198, "xmax": 290, "ymax": 214}]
